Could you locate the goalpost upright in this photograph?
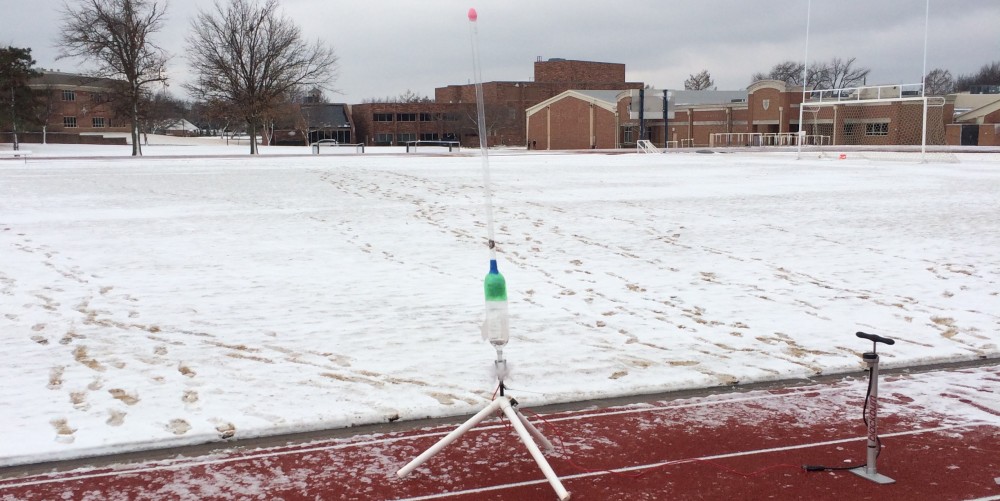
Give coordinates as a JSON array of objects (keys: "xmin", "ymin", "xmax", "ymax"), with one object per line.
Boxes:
[{"xmin": 796, "ymin": 0, "xmax": 941, "ymax": 162}]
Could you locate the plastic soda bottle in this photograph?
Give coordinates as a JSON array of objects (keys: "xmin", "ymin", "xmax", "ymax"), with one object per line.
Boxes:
[{"xmin": 482, "ymin": 259, "xmax": 509, "ymax": 347}]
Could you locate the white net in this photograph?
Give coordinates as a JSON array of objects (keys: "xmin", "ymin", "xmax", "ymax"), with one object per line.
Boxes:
[{"xmin": 798, "ymin": 85, "xmax": 955, "ymax": 162}]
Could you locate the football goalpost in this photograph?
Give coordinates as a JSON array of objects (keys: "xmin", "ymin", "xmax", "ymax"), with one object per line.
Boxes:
[
  {"xmin": 793, "ymin": 0, "xmax": 955, "ymax": 162},
  {"xmin": 796, "ymin": 83, "xmax": 951, "ymax": 162}
]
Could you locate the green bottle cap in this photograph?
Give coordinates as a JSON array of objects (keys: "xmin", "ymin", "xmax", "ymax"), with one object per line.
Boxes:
[{"xmin": 484, "ymin": 259, "xmax": 507, "ymax": 301}]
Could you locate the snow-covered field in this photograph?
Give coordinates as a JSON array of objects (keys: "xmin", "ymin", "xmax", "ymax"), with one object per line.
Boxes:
[{"xmin": 1, "ymin": 141, "xmax": 998, "ymax": 467}]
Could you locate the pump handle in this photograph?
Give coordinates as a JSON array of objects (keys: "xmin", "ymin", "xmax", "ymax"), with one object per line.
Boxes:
[{"xmin": 856, "ymin": 331, "xmax": 895, "ymax": 345}]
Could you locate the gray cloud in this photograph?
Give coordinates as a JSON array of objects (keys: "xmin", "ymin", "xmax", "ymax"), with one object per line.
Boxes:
[{"xmin": 4, "ymin": 0, "xmax": 997, "ymax": 103}]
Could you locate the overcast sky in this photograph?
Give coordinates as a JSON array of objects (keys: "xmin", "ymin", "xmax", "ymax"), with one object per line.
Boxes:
[{"xmin": 4, "ymin": 0, "xmax": 999, "ymax": 103}]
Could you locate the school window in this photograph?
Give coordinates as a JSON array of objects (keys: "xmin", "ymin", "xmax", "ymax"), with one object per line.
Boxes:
[
  {"xmin": 396, "ymin": 113, "xmax": 416, "ymax": 122},
  {"xmin": 373, "ymin": 113, "xmax": 393, "ymax": 122},
  {"xmin": 419, "ymin": 133, "xmax": 439, "ymax": 141},
  {"xmin": 63, "ymin": 116, "xmax": 77, "ymax": 128},
  {"xmin": 374, "ymin": 133, "xmax": 393, "ymax": 144},
  {"xmin": 62, "ymin": 90, "xmax": 76, "ymax": 101},
  {"xmin": 92, "ymin": 117, "xmax": 106, "ymax": 128},
  {"xmin": 397, "ymin": 133, "xmax": 416, "ymax": 143},
  {"xmin": 843, "ymin": 123, "xmax": 860, "ymax": 136},
  {"xmin": 865, "ymin": 122, "xmax": 889, "ymax": 136},
  {"xmin": 419, "ymin": 113, "xmax": 432, "ymax": 122}
]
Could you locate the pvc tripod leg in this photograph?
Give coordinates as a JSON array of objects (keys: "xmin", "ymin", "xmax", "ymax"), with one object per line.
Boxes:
[
  {"xmin": 498, "ymin": 398, "xmax": 570, "ymax": 499},
  {"xmin": 396, "ymin": 396, "xmax": 571, "ymax": 500}
]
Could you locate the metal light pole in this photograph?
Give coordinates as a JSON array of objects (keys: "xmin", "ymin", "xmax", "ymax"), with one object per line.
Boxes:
[
  {"xmin": 920, "ymin": 0, "xmax": 930, "ymax": 162},
  {"xmin": 797, "ymin": 0, "xmax": 811, "ymax": 160}
]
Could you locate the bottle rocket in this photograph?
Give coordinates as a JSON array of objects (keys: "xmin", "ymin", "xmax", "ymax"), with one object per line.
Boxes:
[{"xmin": 482, "ymin": 259, "xmax": 509, "ymax": 347}]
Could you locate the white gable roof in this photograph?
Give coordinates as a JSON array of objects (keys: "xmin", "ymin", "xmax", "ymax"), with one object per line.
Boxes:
[{"xmin": 526, "ymin": 90, "xmax": 624, "ymax": 117}]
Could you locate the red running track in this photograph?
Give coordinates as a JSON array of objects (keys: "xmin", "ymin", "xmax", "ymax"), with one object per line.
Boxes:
[{"xmin": 2, "ymin": 366, "xmax": 999, "ymax": 500}]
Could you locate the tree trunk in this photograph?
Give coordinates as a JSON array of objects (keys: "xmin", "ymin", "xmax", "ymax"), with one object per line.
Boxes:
[
  {"xmin": 248, "ymin": 121, "xmax": 258, "ymax": 154},
  {"xmin": 10, "ymin": 87, "xmax": 18, "ymax": 151},
  {"xmin": 131, "ymin": 93, "xmax": 142, "ymax": 156}
]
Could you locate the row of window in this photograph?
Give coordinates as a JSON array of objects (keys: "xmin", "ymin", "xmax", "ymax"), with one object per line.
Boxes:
[
  {"xmin": 62, "ymin": 117, "xmax": 110, "ymax": 128},
  {"xmin": 61, "ymin": 90, "xmax": 109, "ymax": 103},
  {"xmin": 372, "ymin": 112, "xmax": 461, "ymax": 122},
  {"xmin": 373, "ymin": 133, "xmax": 457, "ymax": 144},
  {"xmin": 844, "ymin": 122, "xmax": 889, "ymax": 136}
]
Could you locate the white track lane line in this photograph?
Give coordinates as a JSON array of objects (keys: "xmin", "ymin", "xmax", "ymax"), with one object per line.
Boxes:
[
  {"xmin": 391, "ymin": 422, "xmax": 996, "ymax": 501},
  {"xmin": 1, "ymin": 421, "xmax": 990, "ymax": 493},
  {"xmin": 0, "ymin": 384, "xmax": 852, "ymax": 487}
]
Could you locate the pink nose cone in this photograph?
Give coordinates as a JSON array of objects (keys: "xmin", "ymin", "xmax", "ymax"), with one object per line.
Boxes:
[{"xmin": 468, "ymin": 8, "xmax": 477, "ymax": 21}]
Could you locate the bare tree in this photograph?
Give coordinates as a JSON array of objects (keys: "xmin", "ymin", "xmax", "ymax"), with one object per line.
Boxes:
[
  {"xmin": 362, "ymin": 89, "xmax": 432, "ymax": 104},
  {"xmin": 464, "ymin": 103, "xmax": 517, "ymax": 146},
  {"xmin": 752, "ymin": 61, "xmax": 803, "ymax": 85},
  {"xmin": 191, "ymin": 97, "xmax": 238, "ymax": 137},
  {"xmin": 259, "ymin": 92, "xmax": 303, "ymax": 146},
  {"xmin": 811, "ymin": 57, "xmax": 870, "ymax": 90},
  {"xmin": 924, "ymin": 68, "xmax": 954, "ymax": 96},
  {"xmin": 186, "ymin": 0, "xmax": 338, "ymax": 154},
  {"xmin": 30, "ymin": 85, "xmax": 58, "ymax": 144},
  {"xmin": 955, "ymin": 61, "xmax": 1000, "ymax": 92},
  {"xmin": 684, "ymin": 70, "xmax": 714, "ymax": 90},
  {"xmin": 751, "ymin": 60, "xmax": 825, "ymax": 86},
  {"xmin": 137, "ymin": 90, "xmax": 189, "ymax": 143},
  {"xmin": 58, "ymin": 0, "xmax": 168, "ymax": 156},
  {"xmin": 751, "ymin": 58, "xmax": 869, "ymax": 90}
]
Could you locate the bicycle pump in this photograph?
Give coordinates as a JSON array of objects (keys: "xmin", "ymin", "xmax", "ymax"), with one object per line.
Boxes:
[{"xmin": 851, "ymin": 331, "xmax": 896, "ymax": 484}]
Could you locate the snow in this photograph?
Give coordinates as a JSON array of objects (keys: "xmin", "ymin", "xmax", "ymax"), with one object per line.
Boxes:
[{"xmin": 1, "ymin": 138, "xmax": 998, "ymax": 467}]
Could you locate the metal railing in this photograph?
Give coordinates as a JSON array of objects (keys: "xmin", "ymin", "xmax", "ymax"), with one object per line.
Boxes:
[
  {"xmin": 803, "ymin": 83, "xmax": 925, "ymax": 104},
  {"xmin": 636, "ymin": 140, "xmax": 660, "ymax": 153},
  {"xmin": 405, "ymin": 140, "xmax": 461, "ymax": 152},
  {"xmin": 311, "ymin": 139, "xmax": 365, "ymax": 154}
]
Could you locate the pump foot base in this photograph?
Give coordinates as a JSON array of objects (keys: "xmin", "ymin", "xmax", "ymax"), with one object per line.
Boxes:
[{"xmin": 850, "ymin": 467, "xmax": 895, "ymax": 484}]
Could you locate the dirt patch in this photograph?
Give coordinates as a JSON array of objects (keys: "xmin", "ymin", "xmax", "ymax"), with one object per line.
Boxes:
[
  {"xmin": 167, "ymin": 419, "xmax": 191, "ymax": 435},
  {"xmin": 226, "ymin": 352, "xmax": 274, "ymax": 364},
  {"xmin": 70, "ymin": 391, "xmax": 88, "ymax": 409},
  {"xmin": 215, "ymin": 422, "xmax": 236, "ymax": 439},
  {"xmin": 50, "ymin": 418, "xmax": 75, "ymax": 443},
  {"xmin": 48, "ymin": 366, "xmax": 65, "ymax": 389},
  {"xmin": 931, "ymin": 317, "xmax": 960, "ymax": 338},
  {"xmin": 108, "ymin": 388, "xmax": 140, "ymax": 405},
  {"xmin": 320, "ymin": 372, "xmax": 377, "ymax": 385},
  {"xmin": 106, "ymin": 409, "xmax": 126, "ymax": 426},
  {"xmin": 73, "ymin": 346, "xmax": 106, "ymax": 372}
]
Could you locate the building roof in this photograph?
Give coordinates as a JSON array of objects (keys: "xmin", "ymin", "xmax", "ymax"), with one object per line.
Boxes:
[
  {"xmin": 670, "ymin": 89, "xmax": 748, "ymax": 106},
  {"xmin": 623, "ymin": 89, "xmax": 748, "ymax": 120},
  {"xmin": 301, "ymin": 103, "xmax": 351, "ymax": 128},
  {"xmin": 163, "ymin": 118, "xmax": 198, "ymax": 131},
  {"xmin": 28, "ymin": 71, "xmax": 122, "ymax": 91},
  {"xmin": 953, "ymin": 94, "xmax": 1000, "ymax": 123},
  {"xmin": 570, "ymin": 90, "xmax": 623, "ymax": 103},
  {"xmin": 525, "ymin": 90, "xmax": 622, "ymax": 117}
]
